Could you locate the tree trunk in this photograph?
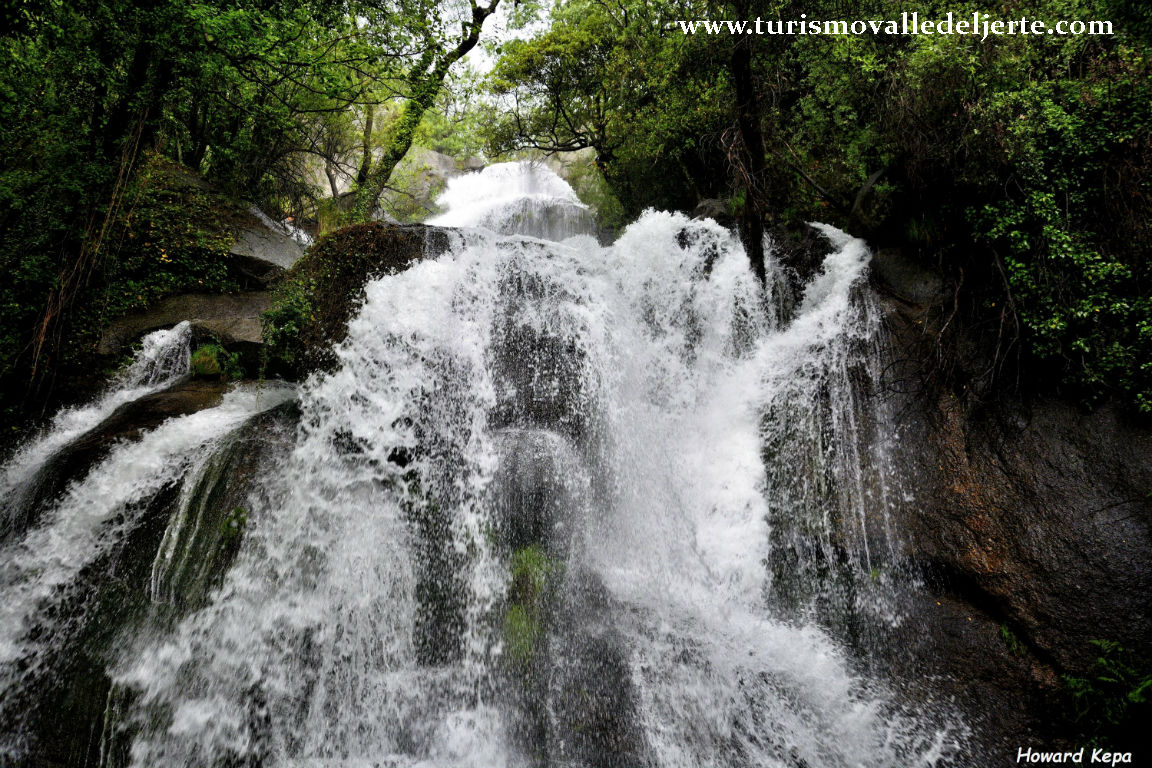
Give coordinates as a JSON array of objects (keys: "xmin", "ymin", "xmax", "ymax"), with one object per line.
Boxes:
[
  {"xmin": 356, "ymin": 104, "xmax": 375, "ymax": 186},
  {"xmin": 325, "ymin": 161, "xmax": 342, "ymax": 198},
  {"xmin": 352, "ymin": 0, "xmax": 500, "ymax": 220},
  {"xmin": 730, "ymin": 41, "xmax": 768, "ymax": 285}
]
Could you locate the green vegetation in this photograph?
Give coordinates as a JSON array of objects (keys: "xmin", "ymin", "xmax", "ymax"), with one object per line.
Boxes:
[
  {"xmin": 1000, "ymin": 624, "xmax": 1028, "ymax": 656},
  {"xmin": 0, "ymin": 0, "xmax": 501, "ymax": 429},
  {"xmin": 1064, "ymin": 640, "xmax": 1152, "ymax": 746},
  {"xmin": 503, "ymin": 604, "xmax": 541, "ymax": 664},
  {"xmin": 190, "ymin": 343, "xmax": 242, "ymax": 380},
  {"xmin": 509, "ymin": 545, "xmax": 560, "ymax": 604},
  {"xmin": 219, "ymin": 506, "xmax": 248, "ymax": 544},
  {"xmin": 502, "ymin": 545, "xmax": 561, "ymax": 667},
  {"xmin": 262, "ymin": 275, "xmax": 317, "ymax": 377},
  {"xmin": 2, "ymin": 0, "xmax": 1149, "ymax": 420},
  {"xmin": 487, "ymin": 0, "xmax": 1152, "ymax": 412},
  {"xmin": 261, "ymin": 222, "xmax": 441, "ymax": 378}
]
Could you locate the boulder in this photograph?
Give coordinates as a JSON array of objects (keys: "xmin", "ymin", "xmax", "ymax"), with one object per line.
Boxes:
[
  {"xmin": 229, "ymin": 206, "xmax": 306, "ymax": 271},
  {"xmin": 98, "ymin": 292, "xmax": 272, "ymax": 357},
  {"xmin": 263, "ymin": 222, "xmax": 452, "ymax": 376},
  {"xmin": 871, "ymin": 246, "xmax": 945, "ymax": 305},
  {"xmin": 691, "ymin": 197, "xmax": 731, "ymax": 225}
]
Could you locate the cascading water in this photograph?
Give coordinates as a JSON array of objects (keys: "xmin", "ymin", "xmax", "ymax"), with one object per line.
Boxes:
[
  {"xmin": 428, "ymin": 161, "xmax": 598, "ymax": 241},
  {"xmin": 0, "ymin": 321, "xmax": 193, "ymax": 537},
  {"xmin": 0, "ymin": 162, "xmax": 965, "ymax": 767}
]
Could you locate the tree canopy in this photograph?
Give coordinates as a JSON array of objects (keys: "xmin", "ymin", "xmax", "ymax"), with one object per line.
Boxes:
[
  {"xmin": 485, "ymin": 0, "xmax": 1152, "ymax": 412},
  {"xmin": 0, "ymin": 0, "xmax": 498, "ymax": 422}
]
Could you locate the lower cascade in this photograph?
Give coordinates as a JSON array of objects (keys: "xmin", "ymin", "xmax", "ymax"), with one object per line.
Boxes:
[{"xmin": 0, "ymin": 162, "xmax": 965, "ymax": 766}]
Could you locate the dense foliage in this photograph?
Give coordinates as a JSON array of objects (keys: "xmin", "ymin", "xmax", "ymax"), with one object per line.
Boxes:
[
  {"xmin": 488, "ymin": 0, "xmax": 1152, "ymax": 412},
  {"xmin": 0, "ymin": 0, "xmax": 497, "ymax": 428}
]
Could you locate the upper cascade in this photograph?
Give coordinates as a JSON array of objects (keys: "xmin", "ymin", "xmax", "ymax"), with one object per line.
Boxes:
[{"xmin": 427, "ymin": 161, "xmax": 598, "ymax": 241}]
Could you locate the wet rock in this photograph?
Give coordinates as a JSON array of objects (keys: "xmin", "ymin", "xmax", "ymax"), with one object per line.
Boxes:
[
  {"xmin": 152, "ymin": 401, "xmax": 300, "ymax": 610},
  {"xmin": 692, "ymin": 197, "xmax": 733, "ymax": 228},
  {"xmin": 504, "ymin": 565, "xmax": 649, "ymax": 768},
  {"xmin": 265, "ymin": 222, "xmax": 452, "ymax": 376},
  {"xmin": 549, "ymin": 569, "xmax": 649, "ymax": 768},
  {"xmin": 0, "ymin": 482, "xmax": 183, "ymax": 768},
  {"xmin": 487, "ymin": 263, "xmax": 597, "ymax": 442},
  {"xmin": 550, "ymin": 628, "xmax": 648, "ymax": 768},
  {"xmin": 897, "ymin": 393, "xmax": 1152, "ymax": 673},
  {"xmin": 870, "ymin": 246, "xmax": 945, "ymax": 305},
  {"xmin": 878, "ymin": 290, "xmax": 1152, "ymax": 753},
  {"xmin": 2, "ymin": 380, "xmax": 228, "ymax": 542},
  {"xmin": 1, "ymin": 401, "xmax": 299, "ymax": 765},
  {"xmin": 769, "ymin": 223, "xmax": 836, "ymax": 288},
  {"xmin": 491, "ymin": 429, "xmax": 588, "ymax": 555}
]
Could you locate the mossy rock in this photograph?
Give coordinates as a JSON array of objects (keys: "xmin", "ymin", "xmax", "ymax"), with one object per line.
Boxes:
[
  {"xmin": 503, "ymin": 604, "xmax": 540, "ymax": 665},
  {"xmin": 262, "ymin": 222, "xmax": 452, "ymax": 378},
  {"xmin": 510, "ymin": 544, "xmax": 560, "ymax": 606},
  {"xmin": 502, "ymin": 545, "xmax": 562, "ymax": 668},
  {"xmin": 190, "ymin": 343, "xmax": 241, "ymax": 380}
]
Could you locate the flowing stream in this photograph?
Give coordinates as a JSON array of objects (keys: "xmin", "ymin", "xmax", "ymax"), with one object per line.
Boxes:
[{"xmin": 0, "ymin": 162, "xmax": 963, "ymax": 766}]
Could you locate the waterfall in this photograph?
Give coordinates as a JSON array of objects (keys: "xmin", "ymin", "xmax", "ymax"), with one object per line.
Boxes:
[
  {"xmin": 0, "ymin": 162, "xmax": 964, "ymax": 766},
  {"xmin": 0, "ymin": 321, "xmax": 193, "ymax": 531},
  {"xmin": 0, "ymin": 382, "xmax": 295, "ymax": 759},
  {"xmin": 428, "ymin": 161, "xmax": 598, "ymax": 241}
]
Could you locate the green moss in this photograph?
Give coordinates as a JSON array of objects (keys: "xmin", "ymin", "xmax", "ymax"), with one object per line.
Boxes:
[
  {"xmin": 220, "ymin": 506, "xmax": 248, "ymax": 544},
  {"xmin": 510, "ymin": 545, "xmax": 558, "ymax": 604},
  {"xmin": 190, "ymin": 343, "xmax": 242, "ymax": 380},
  {"xmin": 999, "ymin": 624, "xmax": 1027, "ymax": 657},
  {"xmin": 503, "ymin": 604, "xmax": 539, "ymax": 665},
  {"xmin": 502, "ymin": 545, "xmax": 562, "ymax": 668}
]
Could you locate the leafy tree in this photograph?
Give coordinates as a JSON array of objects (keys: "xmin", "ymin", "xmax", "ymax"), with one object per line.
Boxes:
[
  {"xmin": 0, "ymin": 0, "xmax": 500, "ymax": 428},
  {"xmin": 351, "ymin": 0, "xmax": 502, "ymax": 219},
  {"xmin": 487, "ymin": 0, "xmax": 1152, "ymax": 412}
]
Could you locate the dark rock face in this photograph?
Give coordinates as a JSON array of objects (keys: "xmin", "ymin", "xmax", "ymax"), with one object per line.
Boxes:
[
  {"xmin": 873, "ymin": 257, "xmax": 1152, "ymax": 753},
  {"xmin": 549, "ymin": 614, "xmax": 648, "ymax": 767},
  {"xmin": 870, "ymin": 246, "xmax": 945, "ymax": 306},
  {"xmin": 504, "ymin": 564, "xmax": 650, "ymax": 768},
  {"xmin": 900, "ymin": 395, "xmax": 1152, "ymax": 672},
  {"xmin": 492, "ymin": 429, "xmax": 586, "ymax": 556}
]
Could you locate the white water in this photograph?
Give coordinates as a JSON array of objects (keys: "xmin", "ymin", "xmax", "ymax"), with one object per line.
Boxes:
[
  {"xmin": 0, "ymin": 162, "xmax": 963, "ymax": 766},
  {"xmin": 428, "ymin": 161, "xmax": 597, "ymax": 240},
  {"xmin": 0, "ymin": 383, "xmax": 295, "ymax": 668},
  {"xmin": 0, "ymin": 321, "xmax": 192, "ymax": 507}
]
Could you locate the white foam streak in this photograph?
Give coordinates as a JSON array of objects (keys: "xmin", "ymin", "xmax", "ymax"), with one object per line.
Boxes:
[
  {"xmin": 0, "ymin": 322, "xmax": 192, "ymax": 501},
  {"xmin": 0, "ymin": 382, "xmax": 294, "ymax": 666}
]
